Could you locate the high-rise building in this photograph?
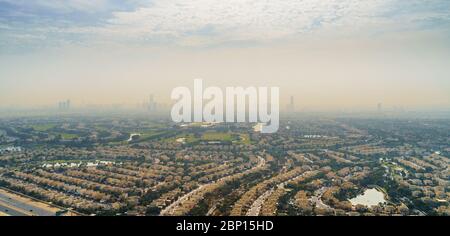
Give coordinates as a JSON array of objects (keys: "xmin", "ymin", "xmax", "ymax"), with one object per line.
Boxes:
[
  {"xmin": 377, "ymin": 103, "xmax": 382, "ymax": 113},
  {"xmin": 58, "ymin": 99, "xmax": 71, "ymax": 110},
  {"xmin": 287, "ymin": 96, "xmax": 295, "ymax": 112},
  {"xmin": 149, "ymin": 94, "xmax": 154, "ymax": 104},
  {"xmin": 147, "ymin": 94, "xmax": 157, "ymax": 112}
]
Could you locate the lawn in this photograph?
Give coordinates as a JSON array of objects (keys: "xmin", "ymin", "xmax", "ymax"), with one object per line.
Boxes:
[
  {"xmin": 129, "ymin": 130, "xmax": 177, "ymax": 143},
  {"xmin": 165, "ymin": 132, "xmax": 251, "ymax": 145},
  {"xmin": 201, "ymin": 132, "xmax": 233, "ymax": 141},
  {"xmin": 163, "ymin": 133, "xmax": 198, "ymax": 144},
  {"xmin": 237, "ymin": 133, "xmax": 251, "ymax": 145},
  {"xmin": 61, "ymin": 133, "xmax": 79, "ymax": 140},
  {"xmin": 31, "ymin": 124, "xmax": 56, "ymax": 131}
]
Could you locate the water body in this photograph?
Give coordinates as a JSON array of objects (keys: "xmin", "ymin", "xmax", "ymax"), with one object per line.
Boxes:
[
  {"xmin": 176, "ymin": 138, "xmax": 186, "ymax": 144},
  {"xmin": 127, "ymin": 133, "xmax": 141, "ymax": 142},
  {"xmin": 349, "ymin": 188, "xmax": 386, "ymax": 207}
]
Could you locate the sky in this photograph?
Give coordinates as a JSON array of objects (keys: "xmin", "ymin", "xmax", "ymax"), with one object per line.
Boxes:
[{"xmin": 0, "ymin": 0, "xmax": 449, "ymax": 110}]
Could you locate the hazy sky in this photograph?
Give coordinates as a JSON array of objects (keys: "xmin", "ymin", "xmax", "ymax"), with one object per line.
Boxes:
[{"xmin": 0, "ymin": 0, "xmax": 449, "ymax": 110}]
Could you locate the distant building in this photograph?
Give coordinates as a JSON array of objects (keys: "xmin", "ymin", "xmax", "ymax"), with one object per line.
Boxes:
[
  {"xmin": 146, "ymin": 94, "xmax": 158, "ymax": 112},
  {"xmin": 377, "ymin": 103, "xmax": 382, "ymax": 113},
  {"xmin": 58, "ymin": 99, "xmax": 71, "ymax": 110},
  {"xmin": 287, "ymin": 96, "xmax": 295, "ymax": 113}
]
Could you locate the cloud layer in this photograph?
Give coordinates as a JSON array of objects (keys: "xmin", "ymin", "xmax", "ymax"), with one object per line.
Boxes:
[{"xmin": 0, "ymin": 0, "xmax": 449, "ymax": 50}]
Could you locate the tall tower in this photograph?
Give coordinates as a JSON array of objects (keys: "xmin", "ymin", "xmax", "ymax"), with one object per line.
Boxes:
[
  {"xmin": 148, "ymin": 94, "xmax": 157, "ymax": 112},
  {"xmin": 149, "ymin": 94, "xmax": 154, "ymax": 104},
  {"xmin": 58, "ymin": 100, "xmax": 71, "ymax": 110},
  {"xmin": 288, "ymin": 96, "xmax": 295, "ymax": 112}
]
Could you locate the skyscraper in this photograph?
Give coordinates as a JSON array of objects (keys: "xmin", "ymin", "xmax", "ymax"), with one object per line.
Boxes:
[
  {"xmin": 58, "ymin": 99, "xmax": 71, "ymax": 110},
  {"xmin": 290, "ymin": 96, "xmax": 294, "ymax": 109},
  {"xmin": 147, "ymin": 94, "xmax": 157, "ymax": 112},
  {"xmin": 287, "ymin": 96, "xmax": 295, "ymax": 113}
]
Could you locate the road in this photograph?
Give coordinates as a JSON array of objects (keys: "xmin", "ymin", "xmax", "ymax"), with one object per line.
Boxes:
[
  {"xmin": 310, "ymin": 187, "xmax": 334, "ymax": 210},
  {"xmin": 0, "ymin": 201, "xmax": 30, "ymax": 216},
  {"xmin": 0, "ymin": 189, "xmax": 58, "ymax": 216},
  {"xmin": 159, "ymin": 184, "xmax": 207, "ymax": 216},
  {"xmin": 161, "ymin": 156, "xmax": 266, "ymax": 216},
  {"xmin": 245, "ymin": 170, "xmax": 314, "ymax": 216},
  {"xmin": 246, "ymin": 188, "xmax": 275, "ymax": 216}
]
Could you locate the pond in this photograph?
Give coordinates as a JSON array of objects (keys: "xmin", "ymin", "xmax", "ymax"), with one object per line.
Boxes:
[
  {"xmin": 349, "ymin": 188, "xmax": 386, "ymax": 207},
  {"xmin": 127, "ymin": 133, "xmax": 141, "ymax": 142}
]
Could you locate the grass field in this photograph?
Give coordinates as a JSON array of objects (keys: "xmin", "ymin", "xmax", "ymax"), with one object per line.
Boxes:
[
  {"xmin": 165, "ymin": 131, "xmax": 252, "ymax": 145},
  {"xmin": 60, "ymin": 133, "xmax": 79, "ymax": 140},
  {"xmin": 138, "ymin": 131, "xmax": 168, "ymax": 140},
  {"xmin": 237, "ymin": 133, "xmax": 251, "ymax": 145},
  {"xmin": 164, "ymin": 134, "xmax": 199, "ymax": 144},
  {"xmin": 30, "ymin": 124, "xmax": 82, "ymax": 140},
  {"xmin": 201, "ymin": 132, "xmax": 233, "ymax": 141},
  {"xmin": 31, "ymin": 124, "xmax": 56, "ymax": 131},
  {"xmin": 126, "ymin": 130, "xmax": 177, "ymax": 144}
]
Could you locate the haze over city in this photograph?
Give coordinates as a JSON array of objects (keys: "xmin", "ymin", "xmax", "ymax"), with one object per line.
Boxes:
[{"xmin": 0, "ymin": 0, "xmax": 449, "ymax": 110}]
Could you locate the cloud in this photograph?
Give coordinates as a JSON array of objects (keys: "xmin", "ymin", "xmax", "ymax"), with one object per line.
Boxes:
[
  {"xmin": 102, "ymin": 0, "xmax": 388, "ymax": 43},
  {"xmin": 89, "ymin": 0, "xmax": 450, "ymax": 46},
  {"xmin": 0, "ymin": 0, "xmax": 122, "ymax": 13},
  {"xmin": 0, "ymin": 0, "xmax": 148, "ymax": 51},
  {"xmin": 0, "ymin": 0, "xmax": 449, "ymax": 50}
]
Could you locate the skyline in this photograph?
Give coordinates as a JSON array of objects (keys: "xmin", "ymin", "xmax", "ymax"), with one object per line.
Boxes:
[{"xmin": 1, "ymin": 0, "xmax": 450, "ymax": 109}]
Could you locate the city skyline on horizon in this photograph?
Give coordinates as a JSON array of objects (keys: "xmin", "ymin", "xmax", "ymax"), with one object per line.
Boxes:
[{"xmin": 1, "ymin": 0, "xmax": 449, "ymax": 109}]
